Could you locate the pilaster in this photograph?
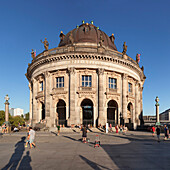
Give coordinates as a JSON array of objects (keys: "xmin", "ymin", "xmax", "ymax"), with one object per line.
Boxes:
[
  {"xmin": 32, "ymin": 78, "xmax": 38, "ymax": 126},
  {"xmin": 68, "ymin": 67, "xmax": 77, "ymax": 125},
  {"xmin": 29, "ymin": 82, "xmax": 33, "ymax": 124},
  {"xmin": 98, "ymin": 68, "xmax": 105, "ymax": 125},
  {"xmin": 122, "ymin": 73, "xmax": 127, "ymax": 124},
  {"xmin": 44, "ymin": 71, "xmax": 51, "ymax": 127}
]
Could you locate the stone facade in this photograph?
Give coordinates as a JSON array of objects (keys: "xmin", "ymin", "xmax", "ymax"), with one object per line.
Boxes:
[{"xmin": 26, "ymin": 23, "xmax": 146, "ymax": 129}]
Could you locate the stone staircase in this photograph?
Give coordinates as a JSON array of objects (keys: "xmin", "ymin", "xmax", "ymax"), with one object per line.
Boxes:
[{"xmin": 49, "ymin": 127, "xmax": 108, "ymax": 133}]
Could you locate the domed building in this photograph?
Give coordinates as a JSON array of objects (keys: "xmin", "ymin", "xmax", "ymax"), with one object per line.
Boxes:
[{"xmin": 26, "ymin": 21, "xmax": 146, "ymax": 130}]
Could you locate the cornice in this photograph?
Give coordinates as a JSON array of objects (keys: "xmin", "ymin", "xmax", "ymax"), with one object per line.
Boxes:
[{"xmin": 26, "ymin": 46, "xmax": 144, "ymax": 81}]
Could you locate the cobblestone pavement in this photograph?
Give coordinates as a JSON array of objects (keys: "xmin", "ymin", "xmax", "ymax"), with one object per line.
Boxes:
[{"xmin": 0, "ymin": 131, "xmax": 170, "ymax": 170}]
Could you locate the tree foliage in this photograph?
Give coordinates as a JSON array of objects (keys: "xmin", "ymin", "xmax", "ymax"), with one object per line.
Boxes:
[
  {"xmin": 25, "ymin": 112, "xmax": 29, "ymax": 121},
  {"xmin": 0, "ymin": 110, "xmax": 25, "ymax": 127},
  {"xmin": 0, "ymin": 110, "xmax": 5, "ymax": 126}
]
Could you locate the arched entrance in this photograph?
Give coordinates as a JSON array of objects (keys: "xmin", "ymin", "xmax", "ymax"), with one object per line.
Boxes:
[
  {"xmin": 127, "ymin": 102, "xmax": 133, "ymax": 129},
  {"xmin": 56, "ymin": 99, "xmax": 67, "ymax": 126},
  {"xmin": 107, "ymin": 100, "xmax": 118, "ymax": 126},
  {"xmin": 41, "ymin": 103, "xmax": 45, "ymax": 120},
  {"xmin": 81, "ymin": 99, "xmax": 93, "ymax": 126},
  {"xmin": 127, "ymin": 102, "xmax": 133, "ymax": 123}
]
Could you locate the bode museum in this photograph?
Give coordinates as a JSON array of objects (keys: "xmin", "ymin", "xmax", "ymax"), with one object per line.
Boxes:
[{"xmin": 26, "ymin": 21, "xmax": 146, "ymax": 130}]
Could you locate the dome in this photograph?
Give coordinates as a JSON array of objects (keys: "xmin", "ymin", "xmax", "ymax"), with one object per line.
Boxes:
[{"xmin": 58, "ymin": 23, "xmax": 117, "ymax": 51}]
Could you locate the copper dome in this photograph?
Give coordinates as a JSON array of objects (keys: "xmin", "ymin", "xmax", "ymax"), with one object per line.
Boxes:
[{"xmin": 58, "ymin": 23, "xmax": 117, "ymax": 51}]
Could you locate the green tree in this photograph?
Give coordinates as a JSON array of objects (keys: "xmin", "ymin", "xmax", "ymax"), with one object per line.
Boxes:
[
  {"xmin": 0, "ymin": 110, "xmax": 5, "ymax": 126},
  {"xmin": 25, "ymin": 112, "xmax": 29, "ymax": 121},
  {"xmin": 10, "ymin": 116, "xmax": 25, "ymax": 127}
]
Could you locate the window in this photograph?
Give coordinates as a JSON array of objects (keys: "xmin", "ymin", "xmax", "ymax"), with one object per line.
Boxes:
[
  {"xmin": 82, "ymin": 75, "xmax": 92, "ymax": 87},
  {"xmin": 56, "ymin": 77, "xmax": 64, "ymax": 88},
  {"xmin": 40, "ymin": 81, "xmax": 43, "ymax": 91},
  {"xmin": 109, "ymin": 78, "xmax": 117, "ymax": 89},
  {"xmin": 128, "ymin": 83, "xmax": 132, "ymax": 92}
]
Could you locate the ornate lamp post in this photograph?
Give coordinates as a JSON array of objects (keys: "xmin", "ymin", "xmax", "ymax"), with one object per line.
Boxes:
[
  {"xmin": 4, "ymin": 94, "xmax": 10, "ymax": 122},
  {"xmin": 155, "ymin": 96, "xmax": 160, "ymax": 125}
]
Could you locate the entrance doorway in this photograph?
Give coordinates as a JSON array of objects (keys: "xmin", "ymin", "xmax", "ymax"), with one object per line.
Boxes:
[
  {"xmin": 127, "ymin": 102, "xmax": 133, "ymax": 123},
  {"xmin": 41, "ymin": 103, "xmax": 45, "ymax": 120},
  {"xmin": 81, "ymin": 99, "xmax": 93, "ymax": 126},
  {"xmin": 127, "ymin": 102, "xmax": 133, "ymax": 129},
  {"xmin": 57, "ymin": 99, "xmax": 67, "ymax": 126},
  {"xmin": 107, "ymin": 100, "xmax": 118, "ymax": 126}
]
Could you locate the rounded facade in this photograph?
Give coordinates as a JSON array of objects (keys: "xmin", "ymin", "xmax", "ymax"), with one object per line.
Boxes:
[{"xmin": 26, "ymin": 23, "xmax": 146, "ymax": 129}]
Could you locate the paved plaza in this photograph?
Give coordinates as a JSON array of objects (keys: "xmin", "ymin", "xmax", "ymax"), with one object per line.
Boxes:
[{"xmin": 0, "ymin": 130, "xmax": 170, "ymax": 170}]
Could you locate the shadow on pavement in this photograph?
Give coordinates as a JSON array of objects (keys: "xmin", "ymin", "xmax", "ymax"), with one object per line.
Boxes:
[
  {"xmin": 79, "ymin": 155, "xmax": 112, "ymax": 170},
  {"xmin": 18, "ymin": 151, "xmax": 32, "ymax": 170},
  {"xmin": 62, "ymin": 135, "xmax": 94, "ymax": 147},
  {"xmin": 2, "ymin": 137, "xmax": 30, "ymax": 170},
  {"xmin": 100, "ymin": 133, "xmax": 170, "ymax": 169}
]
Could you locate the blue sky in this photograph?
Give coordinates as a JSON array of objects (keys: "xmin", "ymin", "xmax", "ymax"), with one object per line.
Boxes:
[{"xmin": 0, "ymin": 0, "xmax": 169, "ymax": 115}]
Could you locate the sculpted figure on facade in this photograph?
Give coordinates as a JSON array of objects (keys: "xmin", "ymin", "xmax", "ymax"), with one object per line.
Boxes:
[
  {"xmin": 109, "ymin": 33, "xmax": 115, "ymax": 44},
  {"xmin": 41, "ymin": 38, "xmax": 49, "ymax": 50},
  {"xmin": 68, "ymin": 67, "xmax": 75, "ymax": 75},
  {"xmin": 98, "ymin": 68, "xmax": 104, "ymax": 75},
  {"xmin": 31, "ymin": 49, "xmax": 36, "ymax": 60},
  {"xmin": 68, "ymin": 31, "xmax": 74, "ymax": 45},
  {"xmin": 122, "ymin": 42, "xmax": 127, "ymax": 55}
]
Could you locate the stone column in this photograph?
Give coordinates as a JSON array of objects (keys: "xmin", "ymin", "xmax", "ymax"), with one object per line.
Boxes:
[
  {"xmin": 29, "ymin": 82, "xmax": 33, "ymax": 124},
  {"xmin": 98, "ymin": 68, "xmax": 105, "ymax": 125},
  {"xmin": 44, "ymin": 71, "xmax": 51, "ymax": 127},
  {"xmin": 134, "ymin": 81, "xmax": 139, "ymax": 129},
  {"xmin": 122, "ymin": 73, "xmax": 127, "ymax": 124},
  {"xmin": 4, "ymin": 95, "xmax": 10, "ymax": 122},
  {"xmin": 32, "ymin": 78, "xmax": 38, "ymax": 126},
  {"xmin": 155, "ymin": 96, "xmax": 160, "ymax": 124},
  {"xmin": 139, "ymin": 86, "xmax": 143, "ymax": 125},
  {"xmin": 68, "ymin": 67, "xmax": 77, "ymax": 126}
]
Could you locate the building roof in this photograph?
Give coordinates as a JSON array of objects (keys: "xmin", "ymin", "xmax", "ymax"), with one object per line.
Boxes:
[{"xmin": 58, "ymin": 22, "xmax": 117, "ymax": 51}]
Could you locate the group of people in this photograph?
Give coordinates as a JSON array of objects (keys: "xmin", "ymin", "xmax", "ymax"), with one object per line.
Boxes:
[
  {"xmin": 114, "ymin": 124, "xmax": 128, "ymax": 134},
  {"xmin": 152, "ymin": 125, "xmax": 169, "ymax": 142},
  {"xmin": 25, "ymin": 127, "xmax": 36, "ymax": 149}
]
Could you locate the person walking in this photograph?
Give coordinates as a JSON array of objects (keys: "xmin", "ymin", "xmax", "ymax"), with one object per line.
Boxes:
[
  {"xmin": 152, "ymin": 126, "xmax": 156, "ymax": 137},
  {"xmin": 109, "ymin": 123, "xmax": 113, "ymax": 132},
  {"xmin": 119, "ymin": 125, "xmax": 123, "ymax": 134},
  {"xmin": 164, "ymin": 125, "xmax": 169, "ymax": 140},
  {"xmin": 115, "ymin": 124, "xmax": 118, "ymax": 134},
  {"xmin": 156, "ymin": 126, "xmax": 161, "ymax": 142},
  {"xmin": 29, "ymin": 127, "xmax": 36, "ymax": 148},
  {"xmin": 57, "ymin": 125, "xmax": 60, "ymax": 136},
  {"xmin": 25, "ymin": 128, "xmax": 30, "ymax": 148},
  {"xmin": 82, "ymin": 125, "xmax": 87, "ymax": 143}
]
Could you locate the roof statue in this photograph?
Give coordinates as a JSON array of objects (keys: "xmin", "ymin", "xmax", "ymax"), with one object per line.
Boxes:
[
  {"xmin": 109, "ymin": 33, "xmax": 115, "ymax": 44},
  {"xmin": 31, "ymin": 49, "xmax": 36, "ymax": 60},
  {"xmin": 41, "ymin": 38, "xmax": 49, "ymax": 50},
  {"xmin": 136, "ymin": 54, "xmax": 139, "ymax": 64},
  {"xmin": 122, "ymin": 42, "xmax": 127, "ymax": 55},
  {"xmin": 68, "ymin": 31, "xmax": 74, "ymax": 45},
  {"xmin": 59, "ymin": 31, "xmax": 65, "ymax": 44}
]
